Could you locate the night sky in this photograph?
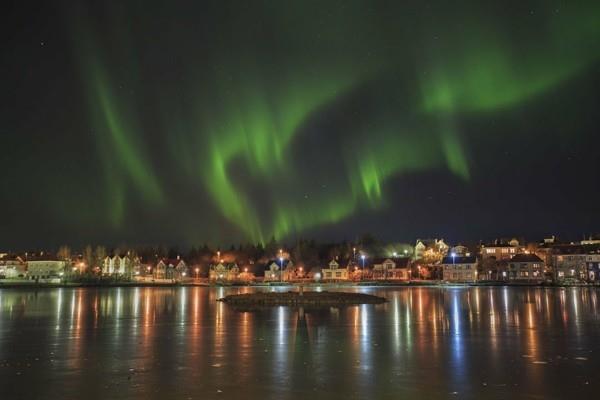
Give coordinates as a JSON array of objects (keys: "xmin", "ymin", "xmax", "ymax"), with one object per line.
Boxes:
[{"xmin": 2, "ymin": 1, "xmax": 599, "ymax": 249}]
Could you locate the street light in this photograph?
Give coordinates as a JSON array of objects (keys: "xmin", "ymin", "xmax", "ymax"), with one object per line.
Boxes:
[
  {"xmin": 195, "ymin": 267, "xmax": 199, "ymax": 279},
  {"xmin": 279, "ymin": 249, "xmax": 284, "ymax": 282}
]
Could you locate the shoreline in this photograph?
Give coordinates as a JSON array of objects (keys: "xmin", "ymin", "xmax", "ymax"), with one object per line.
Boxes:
[{"xmin": 0, "ymin": 280, "xmax": 598, "ymax": 289}]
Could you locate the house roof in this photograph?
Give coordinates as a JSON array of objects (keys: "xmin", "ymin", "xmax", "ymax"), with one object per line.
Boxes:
[
  {"xmin": 210, "ymin": 262, "xmax": 239, "ymax": 271},
  {"xmin": 371, "ymin": 257, "xmax": 410, "ymax": 267},
  {"xmin": 26, "ymin": 255, "xmax": 61, "ymax": 261},
  {"xmin": 441, "ymin": 256, "xmax": 476, "ymax": 264},
  {"xmin": 161, "ymin": 258, "xmax": 186, "ymax": 266},
  {"xmin": 510, "ymin": 253, "xmax": 543, "ymax": 263},
  {"xmin": 264, "ymin": 259, "xmax": 293, "ymax": 270}
]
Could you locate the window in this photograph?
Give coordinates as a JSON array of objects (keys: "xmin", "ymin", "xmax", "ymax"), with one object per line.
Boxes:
[
  {"xmin": 335, "ymin": 272, "xmax": 342, "ymax": 278},
  {"xmin": 486, "ymin": 249, "xmax": 495, "ymax": 254},
  {"xmin": 502, "ymin": 248, "xmax": 509, "ymax": 254}
]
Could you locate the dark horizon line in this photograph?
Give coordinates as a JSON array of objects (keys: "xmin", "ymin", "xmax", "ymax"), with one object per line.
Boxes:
[{"xmin": 3, "ymin": 230, "xmax": 599, "ymax": 254}]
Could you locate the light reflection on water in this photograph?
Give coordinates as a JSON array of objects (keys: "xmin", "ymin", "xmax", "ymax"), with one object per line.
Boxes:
[{"xmin": 0, "ymin": 286, "xmax": 599, "ymax": 399}]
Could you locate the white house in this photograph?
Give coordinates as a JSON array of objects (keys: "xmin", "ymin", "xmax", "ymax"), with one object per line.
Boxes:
[
  {"xmin": 209, "ymin": 262, "xmax": 240, "ymax": 282},
  {"xmin": 103, "ymin": 255, "xmax": 132, "ymax": 275},
  {"xmin": 551, "ymin": 246, "xmax": 588, "ymax": 282},
  {"xmin": 372, "ymin": 258, "xmax": 410, "ymax": 280},
  {"xmin": 441, "ymin": 255, "xmax": 477, "ymax": 283},
  {"xmin": 0, "ymin": 256, "xmax": 26, "ymax": 279},
  {"xmin": 154, "ymin": 258, "xmax": 187, "ymax": 280},
  {"xmin": 481, "ymin": 239, "xmax": 523, "ymax": 261},
  {"xmin": 264, "ymin": 259, "xmax": 295, "ymax": 281},
  {"xmin": 27, "ymin": 259, "xmax": 66, "ymax": 281},
  {"xmin": 414, "ymin": 239, "xmax": 449, "ymax": 262},
  {"xmin": 321, "ymin": 259, "xmax": 349, "ymax": 281}
]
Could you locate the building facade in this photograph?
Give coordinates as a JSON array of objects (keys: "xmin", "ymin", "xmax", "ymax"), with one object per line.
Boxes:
[
  {"xmin": 372, "ymin": 258, "xmax": 410, "ymax": 280},
  {"xmin": 321, "ymin": 260, "xmax": 349, "ymax": 280},
  {"xmin": 441, "ymin": 256, "xmax": 477, "ymax": 282},
  {"xmin": 481, "ymin": 239, "xmax": 522, "ymax": 261},
  {"xmin": 508, "ymin": 253, "xmax": 544, "ymax": 282},
  {"xmin": 27, "ymin": 259, "xmax": 66, "ymax": 281},
  {"xmin": 209, "ymin": 262, "xmax": 240, "ymax": 282},
  {"xmin": 414, "ymin": 239, "xmax": 449, "ymax": 263},
  {"xmin": 154, "ymin": 258, "xmax": 187, "ymax": 280}
]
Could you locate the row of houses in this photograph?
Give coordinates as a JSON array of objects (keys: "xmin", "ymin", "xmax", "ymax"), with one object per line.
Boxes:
[{"xmin": 2, "ymin": 235, "xmax": 600, "ymax": 284}]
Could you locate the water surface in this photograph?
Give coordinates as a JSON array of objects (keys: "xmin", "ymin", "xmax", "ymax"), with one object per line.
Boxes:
[{"xmin": 0, "ymin": 286, "xmax": 598, "ymax": 399}]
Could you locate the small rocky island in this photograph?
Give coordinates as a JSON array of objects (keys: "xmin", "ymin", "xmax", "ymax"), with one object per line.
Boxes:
[{"xmin": 218, "ymin": 291, "xmax": 386, "ymax": 306}]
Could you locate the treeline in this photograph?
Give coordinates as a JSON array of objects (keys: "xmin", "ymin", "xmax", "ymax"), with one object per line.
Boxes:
[{"xmin": 55, "ymin": 234, "xmax": 414, "ymax": 271}]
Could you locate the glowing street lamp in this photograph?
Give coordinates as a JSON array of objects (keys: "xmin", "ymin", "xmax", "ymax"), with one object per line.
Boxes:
[
  {"xmin": 279, "ymin": 257, "xmax": 284, "ymax": 282},
  {"xmin": 279, "ymin": 249, "xmax": 284, "ymax": 282},
  {"xmin": 195, "ymin": 267, "xmax": 199, "ymax": 279}
]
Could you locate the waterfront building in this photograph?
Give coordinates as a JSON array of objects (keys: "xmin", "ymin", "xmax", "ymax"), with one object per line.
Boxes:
[
  {"xmin": 0, "ymin": 255, "xmax": 26, "ymax": 279},
  {"xmin": 237, "ymin": 264, "xmax": 256, "ymax": 282},
  {"xmin": 414, "ymin": 239, "xmax": 449, "ymax": 262},
  {"xmin": 262, "ymin": 259, "xmax": 297, "ymax": 281},
  {"xmin": 508, "ymin": 253, "xmax": 544, "ymax": 282},
  {"xmin": 154, "ymin": 258, "xmax": 187, "ymax": 280},
  {"xmin": 480, "ymin": 238, "xmax": 523, "ymax": 261},
  {"xmin": 282, "ymin": 260, "xmax": 298, "ymax": 281},
  {"xmin": 441, "ymin": 255, "xmax": 477, "ymax": 283},
  {"xmin": 372, "ymin": 257, "xmax": 410, "ymax": 280},
  {"xmin": 209, "ymin": 262, "xmax": 240, "ymax": 282},
  {"xmin": 103, "ymin": 255, "xmax": 132, "ymax": 275},
  {"xmin": 27, "ymin": 257, "xmax": 66, "ymax": 281},
  {"xmin": 551, "ymin": 245, "xmax": 595, "ymax": 282},
  {"xmin": 321, "ymin": 259, "xmax": 349, "ymax": 281},
  {"xmin": 585, "ymin": 252, "xmax": 600, "ymax": 281}
]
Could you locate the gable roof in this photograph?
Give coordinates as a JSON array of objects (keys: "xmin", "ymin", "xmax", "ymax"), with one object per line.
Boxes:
[
  {"xmin": 264, "ymin": 259, "xmax": 292, "ymax": 270},
  {"xmin": 371, "ymin": 257, "xmax": 410, "ymax": 267},
  {"xmin": 510, "ymin": 253, "xmax": 543, "ymax": 263},
  {"xmin": 441, "ymin": 256, "xmax": 476, "ymax": 264}
]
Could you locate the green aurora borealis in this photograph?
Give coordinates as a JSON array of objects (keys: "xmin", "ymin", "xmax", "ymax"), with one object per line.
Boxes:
[{"xmin": 2, "ymin": 1, "xmax": 600, "ymax": 247}]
